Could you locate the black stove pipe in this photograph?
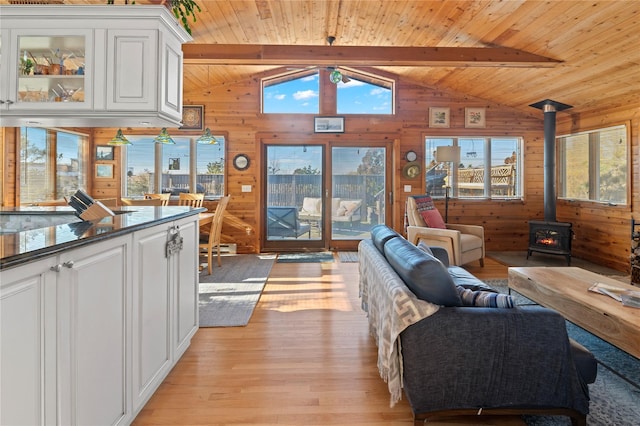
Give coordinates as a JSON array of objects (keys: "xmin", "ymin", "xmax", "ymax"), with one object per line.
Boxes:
[{"xmin": 529, "ymin": 99, "xmax": 573, "ymax": 222}]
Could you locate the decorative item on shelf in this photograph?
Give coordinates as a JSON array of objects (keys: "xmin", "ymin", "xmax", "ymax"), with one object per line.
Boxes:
[
  {"xmin": 108, "ymin": 129, "xmax": 131, "ymax": 146},
  {"xmin": 435, "ymin": 145, "xmax": 461, "ymax": 222},
  {"xmin": 154, "ymin": 128, "xmax": 175, "ymax": 144},
  {"xmin": 196, "ymin": 128, "xmax": 217, "ymax": 144},
  {"xmin": 19, "ymin": 51, "xmax": 34, "ymax": 75},
  {"xmin": 106, "ymin": 0, "xmax": 201, "ymax": 36},
  {"xmin": 233, "ymin": 154, "xmax": 250, "ymax": 171}
]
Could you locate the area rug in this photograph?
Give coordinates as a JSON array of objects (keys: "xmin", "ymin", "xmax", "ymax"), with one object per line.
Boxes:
[
  {"xmin": 485, "ymin": 278, "xmax": 640, "ymax": 426},
  {"xmin": 487, "ymin": 251, "xmax": 628, "ymax": 277},
  {"xmin": 198, "ymin": 254, "xmax": 276, "ymax": 327},
  {"xmin": 276, "ymin": 252, "xmax": 335, "ymax": 263},
  {"xmin": 338, "ymin": 251, "xmax": 359, "ymax": 263}
]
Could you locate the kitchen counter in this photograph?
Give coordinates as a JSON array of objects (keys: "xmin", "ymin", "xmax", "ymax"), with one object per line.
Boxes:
[{"xmin": 0, "ymin": 205, "xmax": 204, "ymax": 270}]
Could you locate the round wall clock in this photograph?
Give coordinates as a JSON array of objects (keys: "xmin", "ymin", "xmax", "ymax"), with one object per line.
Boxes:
[
  {"xmin": 405, "ymin": 150, "xmax": 418, "ymax": 162},
  {"xmin": 233, "ymin": 154, "xmax": 250, "ymax": 171},
  {"xmin": 402, "ymin": 161, "xmax": 421, "ymax": 179}
]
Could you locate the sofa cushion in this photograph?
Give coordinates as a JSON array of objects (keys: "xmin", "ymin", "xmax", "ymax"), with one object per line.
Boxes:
[
  {"xmin": 384, "ymin": 237, "xmax": 461, "ymax": 307},
  {"xmin": 456, "ymin": 286, "xmax": 515, "ymax": 308},
  {"xmin": 413, "ymin": 195, "xmax": 446, "ymax": 229},
  {"xmin": 448, "ymin": 266, "xmax": 496, "ymax": 292},
  {"xmin": 301, "ymin": 197, "xmax": 321, "ymax": 215},
  {"xmin": 370, "ymin": 225, "xmax": 401, "ymax": 254},
  {"xmin": 420, "ymin": 209, "xmax": 447, "ymax": 229}
]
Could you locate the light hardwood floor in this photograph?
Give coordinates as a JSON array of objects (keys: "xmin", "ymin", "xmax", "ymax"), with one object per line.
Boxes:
[{"xmin": 133, "ymin": 256, "xmax": 526, "ymax": 425}]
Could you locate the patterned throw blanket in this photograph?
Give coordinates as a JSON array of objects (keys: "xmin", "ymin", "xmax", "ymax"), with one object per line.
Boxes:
[{"xmin": 358, "ymin": 240, "xmax": 439, "ymax": 406}]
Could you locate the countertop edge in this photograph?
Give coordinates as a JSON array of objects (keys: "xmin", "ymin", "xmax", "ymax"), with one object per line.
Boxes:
[{"xmin": 1, "ymin": 208, "xmax": 203, "ymax": 271}]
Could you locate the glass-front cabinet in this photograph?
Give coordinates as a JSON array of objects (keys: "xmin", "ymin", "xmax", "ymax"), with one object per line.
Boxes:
[
  {"xmin": 11, "ymin": 30, "xmax": 92, "ymax": 109},
  {"xmin": 0, "ymin": 5, "xmax": 192, "ymax": 128}
]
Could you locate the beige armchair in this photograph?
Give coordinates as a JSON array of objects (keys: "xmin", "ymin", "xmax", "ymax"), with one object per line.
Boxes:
[{"xmin": 405, "ymin": 195, "xmax": 485, "ymax": 266}]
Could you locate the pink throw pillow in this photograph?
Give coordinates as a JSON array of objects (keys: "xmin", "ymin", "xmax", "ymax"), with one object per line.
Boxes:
[{"xmin": 420, "ymin": 209, "xmax": 447, "ymax": 229}]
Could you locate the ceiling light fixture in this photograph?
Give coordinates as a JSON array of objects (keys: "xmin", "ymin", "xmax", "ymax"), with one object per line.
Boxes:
[
  {"xmin": 154, "ymin": 128, "xmax": 175, "ymax": 144},
  {"xmin": 196, "ymin": 128, "xmax": 217, "ymax": 144},
  {"xmin": 108, "ymin": 128, "xmax": 131, "ymax": 146}
]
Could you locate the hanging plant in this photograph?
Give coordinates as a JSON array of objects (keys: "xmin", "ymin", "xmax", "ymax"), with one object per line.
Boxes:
[
  {"xmin": 166, "ymin": 0, "xmax": 201, "ymax": 36},
  {"xmin": 106, "ymin": 0, "xmax": 201, "ymax": 36}
]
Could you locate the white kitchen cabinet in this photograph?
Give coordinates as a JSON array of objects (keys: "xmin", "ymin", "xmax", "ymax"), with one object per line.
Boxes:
[
  {"xmin": 56, "ymin": 235, "xmax": 131, "ymax": 426},
  {"xmin": 131, "ymin": 216, "xmax": 198, "ymax": 413},
  {"xmin": 0, "ymin": 211, "xmax": 199, "ymax": 425},
  {"xmin": 0, "ymin": 5, "xmax": 192, "ymax": 128},
  {"xmin": 0, "ymin": 257, "xmax": 58, "ymax": 426},
  {"xmin": 0, "ymin": 235, "xmax": 131, "ymax": 426}
]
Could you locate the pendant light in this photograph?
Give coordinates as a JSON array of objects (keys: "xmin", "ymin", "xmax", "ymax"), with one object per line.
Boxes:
[
  {"xmin": 107, "ymin": 129, "xmax": 131, "ymax": 146},
  {"xmin": 154, "ymin": 128, "xmax": 175, "ymax": 144},
  {"xmin": 196, "ymin": 128, "xmax": 217, "ymax": 144}
]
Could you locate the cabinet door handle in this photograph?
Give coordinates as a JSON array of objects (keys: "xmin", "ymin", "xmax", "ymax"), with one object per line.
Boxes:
[
  {"xmin": 4, "ymin": 100, "xmax": 14, "ymax": 105},
  {"xmin": 50, "ymin": 264, "xmax": 62, "ymax": 272},
  {"xmin": 63, "ymin": 261, "xmax": 75, "ymax": 268}
]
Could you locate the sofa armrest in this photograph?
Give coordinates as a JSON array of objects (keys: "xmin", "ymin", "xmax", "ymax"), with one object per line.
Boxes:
[{"xmin": 400, "ymin": 306, "xmax": 590, "ymax": 417}]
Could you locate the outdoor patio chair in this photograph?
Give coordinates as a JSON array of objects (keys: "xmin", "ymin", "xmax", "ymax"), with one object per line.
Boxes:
[{"xmin": 267, "ymin": 206, "xmax": 311, "ymax": 239}]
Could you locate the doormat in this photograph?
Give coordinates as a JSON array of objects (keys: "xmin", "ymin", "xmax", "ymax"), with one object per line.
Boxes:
[{"xmin": 276, "ymin": 252, "xmax": 335, "ymax": 263}]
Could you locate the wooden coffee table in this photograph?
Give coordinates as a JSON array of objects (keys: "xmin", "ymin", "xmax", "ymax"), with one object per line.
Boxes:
[{"xmin": 508, "ymin": 266, "xmax": 640, "ymax": 359}]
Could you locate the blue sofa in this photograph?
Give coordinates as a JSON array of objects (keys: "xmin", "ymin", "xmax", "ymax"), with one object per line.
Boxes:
[{"xmin": 358, "ymin": 225, "xmax": 596, "ymax": 426}]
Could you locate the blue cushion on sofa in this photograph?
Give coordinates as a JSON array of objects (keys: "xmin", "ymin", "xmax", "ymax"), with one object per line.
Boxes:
[
  {"xmin": 384, "ymin": 237, "xmax": 462, "ymax": 307},
  {"xmin": 370, "ymin": 225, "xmax": 401, "ymax": 254},
  {"xmin": 456, "ymin": 286, "xmax": 515, "ymax": 308}
]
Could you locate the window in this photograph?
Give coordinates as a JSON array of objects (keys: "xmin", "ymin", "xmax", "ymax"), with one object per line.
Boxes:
[
  {"xmin": 336, "ymin": 72, "xmax": 393, "ymax": 114},
  {"xmin": 262, "ymin": 71, "xmax": 320, "ymax": 114},
  {"xmin": 123, "ymin": 135, "xmax": 225, "ymax": 199},
  {"xmin": 558, "ymin": 124, "xmax": 627, "ymax": 204},
  {"xmin": 19, "ymin": 127, "xmax": 88, "ymax": 204},
  {"xmin": 262, "ymin": 68, "xmax": 394, "ymax": 115},
  {"xmin": 425, "ymin": 137, "xmax": 522, "ymax": 199}
]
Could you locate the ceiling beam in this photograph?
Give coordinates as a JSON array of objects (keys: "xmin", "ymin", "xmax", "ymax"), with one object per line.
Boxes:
[{"xmin": 183, "ymin": 44, "xmax": 561, "ymax": 68}]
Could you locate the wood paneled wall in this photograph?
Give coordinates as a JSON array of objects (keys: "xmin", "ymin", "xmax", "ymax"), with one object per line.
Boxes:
[{"xmin": 2, "ymin": 69, "xmax": 637, "ymax": 272}]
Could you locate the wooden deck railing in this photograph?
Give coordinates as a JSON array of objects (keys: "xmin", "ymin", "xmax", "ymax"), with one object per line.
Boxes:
[{"xmin": 458, "ymin": 164, "xmax": 515, "ymax": 196}]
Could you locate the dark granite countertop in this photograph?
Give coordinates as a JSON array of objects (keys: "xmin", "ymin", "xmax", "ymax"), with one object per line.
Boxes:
[{"xmin": 0, "ymin": 206, "xmax": 205, "ymax": 270}]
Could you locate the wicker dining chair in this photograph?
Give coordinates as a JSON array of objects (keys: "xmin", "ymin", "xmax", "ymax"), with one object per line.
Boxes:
[
  {"xmin": 178, "ymin": 193, "xmax": 204, "ymax": 208},
  {"xmin": 199, "ymin": 195, "xmax": 231, "ymax": 274}
]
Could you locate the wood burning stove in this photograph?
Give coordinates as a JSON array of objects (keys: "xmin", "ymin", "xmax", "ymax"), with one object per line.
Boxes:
[
  {"xmin": 527, "ymin": 220, "xmax": 572, "ymax": 265},
  {"xmin": 528, "ymin": 99, "xmax": 574, "ymax": 265}
]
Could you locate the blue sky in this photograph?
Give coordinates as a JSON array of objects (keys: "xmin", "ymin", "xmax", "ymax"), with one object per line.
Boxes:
[{"xmin": 263, "ymin": 72, "xmax": 392, "ymax": 114}]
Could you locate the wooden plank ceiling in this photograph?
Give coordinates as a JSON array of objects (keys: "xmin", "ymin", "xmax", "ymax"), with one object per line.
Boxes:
[{"xmin": 5, "ymin": 0, "xmax": 639, "ymax": 115}]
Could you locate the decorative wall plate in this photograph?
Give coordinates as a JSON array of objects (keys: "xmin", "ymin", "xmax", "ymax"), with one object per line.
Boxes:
[
  {"xmin": 402, "ymin": 161, "xmax": 421, "ymax": 179},
  {"xmin": 233, "ymin": 154, "xmax": 250, "ymax": 171}
]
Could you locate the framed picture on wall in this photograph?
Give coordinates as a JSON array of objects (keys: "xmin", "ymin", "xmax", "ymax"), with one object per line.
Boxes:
[
  {"xmin": 314, "ymin": 116, "xmax": 345, "ymax": 133},
  {"xmin": 429, "ymin": 107, "xmax": 450, "ymax": 128},
  {"xmin": 465, "ymin": 107, "xmax": 486, "ymax": 128},
  {"xmin": 95, "ymin": 145, "xmax": 114, "ymax": 161},
  {"xmin": 180, "ymin": 105, "xmax": 204, "ymax": 130},
  {"xmin": 95, "ymin": 164, "xmax": 114, "ymax": 179}
]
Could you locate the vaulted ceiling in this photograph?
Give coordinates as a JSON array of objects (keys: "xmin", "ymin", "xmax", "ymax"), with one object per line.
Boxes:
[{"xmin": 6, "ymin": 1, "xmax": 640, "ymax": 116}]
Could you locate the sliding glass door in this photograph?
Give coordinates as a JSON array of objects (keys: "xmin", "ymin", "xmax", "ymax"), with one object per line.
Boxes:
[{"xmin": 262, "ymin": 142, "xmax": 390, "ymax": 252}]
